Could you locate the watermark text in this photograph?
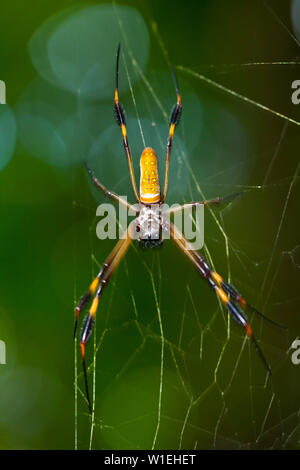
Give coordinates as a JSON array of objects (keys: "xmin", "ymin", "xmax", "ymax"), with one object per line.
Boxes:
[
  {"xmin": 0, "ymin": 340, "xmax": 6, "ymax": 364},
  {"xmin": 95, "ymin": 199, "xmax": 204, "ymax": 250},
  {"xmin": 0, "ymin": 80, "xmax": 6, "ymax": 104},
  {"xmin": 290, "ymin": 339, "xmax": 300, "ymax": 365},
  {"xmin": 291, "ymin": 80, "xmax": 300, "ymax": 105}
]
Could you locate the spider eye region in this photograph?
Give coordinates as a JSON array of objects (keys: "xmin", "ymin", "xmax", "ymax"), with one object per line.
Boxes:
[{"xmin": 140, "ymin": 147, "xmax": 160, "ymax": 204}]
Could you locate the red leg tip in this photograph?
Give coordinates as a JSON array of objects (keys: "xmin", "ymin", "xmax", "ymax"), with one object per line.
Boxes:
[
  {"xmin": 75, "ymin": 307, "xmax": 80, "ymax": 320},
  {"xmin": 238, "ymin": 296, "xmax": 247, "ymax": 309},
  {"xmin": 246, "ymin": 324, "xmax": 253, "ymax": 338}
]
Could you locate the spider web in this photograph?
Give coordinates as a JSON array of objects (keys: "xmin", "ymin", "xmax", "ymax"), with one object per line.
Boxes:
[{"xmin": 72, "ymin": 0, "xmax": 300, "ymax": 450}]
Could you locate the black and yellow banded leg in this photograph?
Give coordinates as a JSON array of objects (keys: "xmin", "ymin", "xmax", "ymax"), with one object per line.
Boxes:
[
  {"xmin": 84, "ymin": 162, "xmax": 137, "ymax": 212},
  {"xmin": 213, "ymin": 284, "xmax": 271, "ymax": 376},
  {"xmin": 170, "ymin": 221, "xmax": 285, "ymax": 331},
  {"xmin": 74, "ymin": 237, "xmax": 125, "ymax": 340},
  {"xmin": 79, "ymin": 222, "xmax": 135, "ymax": 411},
  {"xmin": 168, "ymin": 222, "xmax": 272, "ymax": 377},
  {"xmin": 210, "ymin": 271, "xmax": 286, "ymax": 330},
  {"xmin": 114, "ymin": 44, "xmax": 139, "ymax": 202},
  {"xmin": 73, "ymin": 221, "xmax": 137, "ymax": 339},
  {"xmin": 162, "ymin": 67, "xmax": 182, "ymax": 203}
]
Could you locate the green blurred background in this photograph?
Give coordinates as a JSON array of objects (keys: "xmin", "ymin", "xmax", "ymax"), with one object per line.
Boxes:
[{"xmin": 0, "ymin": 0, "xmax": 299, "ymax": 449}]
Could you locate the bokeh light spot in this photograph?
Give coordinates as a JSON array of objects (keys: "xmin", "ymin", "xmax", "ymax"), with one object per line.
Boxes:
[{"xmin": 29, "ymin": 4, "xmax": 149, "ymax": 100}]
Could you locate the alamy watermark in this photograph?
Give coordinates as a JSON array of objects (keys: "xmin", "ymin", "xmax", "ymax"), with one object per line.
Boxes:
[
  {"xmin": 290, "ymin": 339, "xmax": 300, "ymax": 365},
  {"xmin": 0, "ymin": 340, "xmax": 6, "ymax": 364},
  {"xmin": 0, "ymin": 80, "xmax": 6, "ymax": 104},
  {"xmin": 291, "ymin": 80, "xmax": 300, "ymax": 105},
  {"xmin": 95, "ymin": 199, "xmax": 205, "ymax": 250}
]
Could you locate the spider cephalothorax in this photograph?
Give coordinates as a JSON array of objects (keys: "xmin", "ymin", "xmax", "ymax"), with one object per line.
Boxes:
[
  {"xmin": 136, "ymin": 203, "xmax": 164, "ymax": 248},
  {"xmin": 75, "ymin": 44, "xmax": 284, "ymax": 412}
]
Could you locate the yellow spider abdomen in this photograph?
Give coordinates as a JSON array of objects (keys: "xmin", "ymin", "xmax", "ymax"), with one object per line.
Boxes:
[{"xmin": 140, "ymin": 147, "xmax": 160, "ymax": 204}]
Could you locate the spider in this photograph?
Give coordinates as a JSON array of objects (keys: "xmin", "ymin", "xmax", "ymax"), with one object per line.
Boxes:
[{"xmin": 74, "ymin": 44, "xmax": 284, "ymax": 412}]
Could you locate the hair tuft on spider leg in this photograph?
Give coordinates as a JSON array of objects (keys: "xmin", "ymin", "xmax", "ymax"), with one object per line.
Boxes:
[
  {"xmin": 80, "ymin": 314, "xmax": 95, "ymax": 345},
  {"xmin": 114, "ymin": 102, "xmax": 126, "ymax": 126},
  {"xmin": 169, "ymin": 103, "xmax": 182, "ymax": 126},
  {"xmin": 73, "ymin": 292, "xmax": 92, "ymax": 340}
]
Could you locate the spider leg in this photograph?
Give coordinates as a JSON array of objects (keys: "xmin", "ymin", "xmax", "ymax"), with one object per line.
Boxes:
[
  {"xmin": 74, "ymin": 235, "xmax": 127, "ymax": 339},
  {"xmin": 163, "ymin": 192, "xmax": 242, "ymax": 215},
  {"xmin": 114, "ymin": 44, "xmax": 139, "ymax": 202},
  {"xmin": 78, "ymin": 221, "xmax": 135, "ymax": 411},
  {"xmin": 213, "ymin": 275, "xmax": 286, "ymax": 329},
  {"xmin": 84, "ymin": 161, "xmax": 138, "ymax": 213},
  {"xmin": 169, "ymin": 222, "xmax": 274, "ymax": 376},
  {"xmin": 161, "ymin": 66, "xmax": 182, "ymax": 203}
]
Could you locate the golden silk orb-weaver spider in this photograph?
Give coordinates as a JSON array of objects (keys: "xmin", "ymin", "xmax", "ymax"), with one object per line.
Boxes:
[{"xmin": 74, "ymin": 44, "xmax": 285, "ymax": 412}]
